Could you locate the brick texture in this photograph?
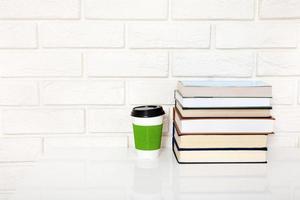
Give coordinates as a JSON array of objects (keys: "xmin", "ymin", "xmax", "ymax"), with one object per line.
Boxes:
[
  {"xmin": 0, "ymin": 52, "xmax": 81, "ymax": 77},
  {"xmin": 260, "ymin": 0, "xmax": 300, "ymax": 19},
  {"xmin": 42, "ymin": 80, "xmax": 124, "ymax": 105},
  {"xmin": 0, "ymin": 0, "xmax": 79, "ymax": 19},
  {"xmin": 172, "ymin": 0, "xmax": 254, "ymax": 19},
  {"xmin": 216, "ymin": 23, "xmax": 297, "ymax": 49},
  {"xmin": 259, "ymin": 78, "xmax": 296, "ymax": 105},
  {"xmin": 172, "ymin": 51, "xmax": 254, "ymax": 77},
  {"xmin": 0, "ymin": 164, "xmax": 34, "ymax": 190},
  {"xmin": 273, "ymin": 107, "xmax": 300, "ymax": 132},
  {"xmin": 0, "ymin": 81, "xmax": 38, "ymax": 105},
  {"xmin": 41, "ymin": 22, "xmax": 124, "ymax": 48},
  {"xmin": 128, "ymin": 80, "xmax": 177, "ymax": 104},
  {"xmin": 0, "ymin": 23, "xmax": 36, "ymax": 48},
  {"xmin": 85, "ymin": 51, "xmax": 168, "ymax": 77},
  {"xmin": 2, "ymin": 109, "xmax": 85, "ymax": 134},
  {"xmin": 128, "ymin": 23, "xmax": 211, "ymax": 48},
  {"xmin": 257, "ymin": 52, "xmax": 300, "ymax": 76},
  {"xmin": 44, "ymin": 136, "xmax": 128, "ymax": 153},
  {"xmin": 85, "ymin": 0, "xmax": 167, "ymax": 19},
  {"xmin": 88, "ymin": 108, "xmax": 132, "ymax": 133},
  {"xmin": 0, "ymin": 0, "xmax": 299, "ymax": 163},
  {"xmin": 0, "ymin": 137, "xmax": 42, "ymax": 161}
]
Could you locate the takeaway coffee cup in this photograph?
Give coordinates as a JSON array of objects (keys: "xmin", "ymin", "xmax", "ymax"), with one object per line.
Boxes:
[{"xmin": 131, "ymin": 105, "xmax": 165, "ymax": 159}]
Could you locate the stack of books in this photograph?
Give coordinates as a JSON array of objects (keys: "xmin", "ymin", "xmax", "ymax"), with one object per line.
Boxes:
[{"xmin": 172, "ymin": 80, "xmax": 275, "ymax": 164}]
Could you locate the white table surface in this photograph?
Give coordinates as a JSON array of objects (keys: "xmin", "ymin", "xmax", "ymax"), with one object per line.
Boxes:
[{"xmin": 2, "ymin": 147, "xmax": 300, "ymax": 200}]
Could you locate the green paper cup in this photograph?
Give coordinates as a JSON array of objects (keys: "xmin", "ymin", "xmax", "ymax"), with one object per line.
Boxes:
[{"xmin": 131, "ymin": 105, "xmax": 165, "ymax": 159}]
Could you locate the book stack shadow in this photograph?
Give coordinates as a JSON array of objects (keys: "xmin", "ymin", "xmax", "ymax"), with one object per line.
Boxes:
[{"xmin": 172, "ymin": 81, "xmax": 275, "ymax": 164}]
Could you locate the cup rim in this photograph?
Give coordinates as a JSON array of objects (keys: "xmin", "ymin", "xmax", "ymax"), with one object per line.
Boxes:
[{"xmin": 131, "ymin": 105, "xmax": 165, "ymax": 118}]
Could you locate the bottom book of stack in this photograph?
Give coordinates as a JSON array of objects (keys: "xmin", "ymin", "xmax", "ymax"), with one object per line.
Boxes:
[{"xmin": 172, "ymin": 124, "xmax": 268, "ymax": 164}]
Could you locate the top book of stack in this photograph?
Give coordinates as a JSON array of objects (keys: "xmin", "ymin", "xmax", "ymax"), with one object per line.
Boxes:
[{"xmin": 177, "ymin": 80, "xmax": 272, "ymax": 98}]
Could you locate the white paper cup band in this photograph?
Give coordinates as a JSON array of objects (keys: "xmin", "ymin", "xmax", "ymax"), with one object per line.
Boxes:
[
  {"xmin": 132, "ymin": 116, "xmax": 163, "ymax": 126},
  {"xmin": 136, "ymin": 149, "xmax": 160, "ymax": 159}
]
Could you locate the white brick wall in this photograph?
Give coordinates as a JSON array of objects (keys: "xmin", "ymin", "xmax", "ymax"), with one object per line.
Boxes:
[
  {"xmin": 128, "ymin": 23, "xmax": 211, "ymax": 48},
  {"xmin": 2, "ymin": 109, "xmax": 85, "ymax": 134},
  {"xmin": 85, "ymin": 0, "xmax": 168, "ymax": 19},
  {"xmin": 257, "ymin": 52, "xmax": 300, "ymax": 76},
  {"xmin": 0, "ymin": 52, "xmax": 81, "ymax": 77},
  {"xmin": 85, "ymin": 51, "xmax": 168, "ymax": 77},
  {"xmin": 0, "ymin": 137, "xmax": 42, "ymax": 162},
  {"xmin": 171, "ymin": 51, "xmax": 254, "ymax": 77},
  {"xmin": 42, "ymin": 80, "xmax": 124, "ymax": 105},
  {"xmin": 260, "ymin": 0, "xmax": 300, "ymax": 19},
  {"xmin": 0, "ymin": 0, "xmax": 79, "ymax": 19},
  {"xmin": 273, "ymin": 107, "xmax": 300, "ymax": 132},
  {"xmin": 44, "ymin": 136, "xmax": 128, "ymax": 154},
  {"xmin": 0, "ymin": 81, "xmax": 39, "ymax": 105},
  {"xmin": 0, "ymin": 23, "xmax": 37, "ymax": 48},
  {"xmin": 216, "ymin": 23, "xmax": 297, "ymax": 49},
  {"xmin": 88, "ymin": 108, "xmax": 132, "ymax": 133},
  {"xmin": 0, "ymin": 164, "xmax": 34, "ymax": 190},
  {"xmin": 128, "ymin": 80, "xmax": 177, "ymax": 104},
  {"xmin": 172, "ymin": 0, "xmax": 255, "ymax": 20},
  {"xmin": 41, "ymin": 22, "xmax": 124, "ymax": 48},
  {"xmin": 259, "ymin": 78, "xmax": 296, "ymax": 105},
  {"xmin": 0, "ymin": 0, "xmax": 299, "ymax": 162}
]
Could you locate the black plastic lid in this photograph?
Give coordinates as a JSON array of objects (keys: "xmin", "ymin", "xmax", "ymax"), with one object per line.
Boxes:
[{"xmin": 131, "ymin": 105, "xmax": 165, "ymax": 118}]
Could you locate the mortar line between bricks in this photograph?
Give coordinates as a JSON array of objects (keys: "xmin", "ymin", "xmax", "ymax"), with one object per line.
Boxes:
[
  {"xmin": 167, "ymin": 51, "xmax": 171, "ymax": 78},
  {"xmin": 35, "ymin": 23, "xmax": 39, "ymax": 49},
  {"xmin": 167, "ymin": 0, "xmax": 171, "ymax": 21},
  {"xmin": 125, "ymin": 81, "xmax": 130, "ymax": 106},
  {"xmin": 124, "ymin": 23, "xmax": 128, "ymax": 49},
  {"xmin": 294, "ymin": 80, "xmax": 299, "ymax": 105},
  {"xmin": 0, "ymin": 161, "xmax": 35, "ymax": 164},
  {"xmin": 2, "ymin": 133, "xmax": 95, "ymax": 137},
  {"xmin": 2, "ymin": 47, "xmax": 297, "ymax": 51},
  {"xmin": 253, "ymin": 51, "xmax": 258, "ymax": 78},
  {"xmin": 41, "ymin": 137, "xmax": 45, "ymax": 155},
  {"xmin": 84, "ymin": 18, "xmax": 169, "ymax": 21},
  {"xmin": 81, "ymin": 52, "xmax": 86, "ymax": 79},
  {"xmin": 80, "ymin": 0, "xmax": 84, "ymax": 21},
  {"xmin": 84, "ymin": 106, "xmax": 88, "ymax": 135},
  {"xmin": 170, "ymin": 18, "xmax": 257, "ymax": 21},
  {"xmin": 37, "ymin": 81, "xmax": 42, "ymax": 107},
  {"xmin": 210, "ymin": 24, "xmax": 216, "ymax": 50},
  {"xmin": 0, "ymin": 18, "xmax": 81, "ymax": 21},
  {"xmin": 2, "ymin": 18, "xmax": 295, "ymax": 22},
  {"xmin": 126, "ymin": 134, "xmax": 130, "ymax": 148},
  {"xmin": 255, "ymin": 0, "xmax": 260, "ymax": 21}
]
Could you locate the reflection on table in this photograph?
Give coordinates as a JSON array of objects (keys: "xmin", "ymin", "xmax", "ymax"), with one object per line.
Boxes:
[{"xmin": 1, "ymin": 148, "xmax": 299, "ymax": 200}]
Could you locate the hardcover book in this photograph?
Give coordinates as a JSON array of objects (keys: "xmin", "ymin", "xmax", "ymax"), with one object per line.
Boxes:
[
  {"xmin": 173, "ymin": 139, "xmax": 267, "ymax": 164},
  {"xmin": 175, "ymin": 101, "xmax": 271, "ymax": 118},
  {"xmin": 174, "ymin": 107, "xmax": 274, "ymax": 134},
  {"xmin": 177, "ymin": 80, "xmax": 272, "ymax": 98},
  {"xmin": 175, "ymin": 90, "xmax": 272, "ymax": 108},
  {"xmin": 173, "ymin": 124, "xmax": 268, "ymax": 149}
]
